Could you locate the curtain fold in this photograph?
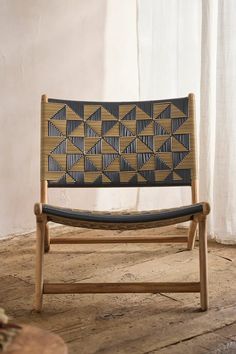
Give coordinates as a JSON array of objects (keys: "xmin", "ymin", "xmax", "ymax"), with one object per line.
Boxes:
[
  {"xmin": 213, "ymin": 0, "xmax": 236, "ymax": 243},
  {"xmin": 137, "ymin": 0, "xmax": 236, "ymax": 243}
]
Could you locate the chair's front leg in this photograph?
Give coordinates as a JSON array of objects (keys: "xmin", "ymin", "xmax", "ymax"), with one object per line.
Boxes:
[
  {"xmin": 35, "ymin": 217, "xmax": 45, "ymax": 312},
  {"xmin": 44, "ymin": 223, "xmax": 50, "ymax": 253},
  {"xmin": 199, "ymin": 217, "xmax": 208, "ymax": 311}
]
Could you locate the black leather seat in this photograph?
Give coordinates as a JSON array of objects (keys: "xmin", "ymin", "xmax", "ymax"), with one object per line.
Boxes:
[{"xmin": 42, "ymin": 203, "xmax": 204, "ymax": 224}]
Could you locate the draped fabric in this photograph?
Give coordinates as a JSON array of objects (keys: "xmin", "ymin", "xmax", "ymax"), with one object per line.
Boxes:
[{"xmin": 137, "ymin": 0, "xmax": 236, "ymax": 243}]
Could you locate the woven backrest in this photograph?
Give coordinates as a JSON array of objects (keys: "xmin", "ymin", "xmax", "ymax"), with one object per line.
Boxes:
[{"xmin": 41, "ymin": 96, "xmax": 196, "ymax": 187}]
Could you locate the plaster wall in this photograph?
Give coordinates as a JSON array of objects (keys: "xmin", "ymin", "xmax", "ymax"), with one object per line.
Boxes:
[{"xmin": 0, "ymin": 0, "xmax": 138, "ymax": 238}]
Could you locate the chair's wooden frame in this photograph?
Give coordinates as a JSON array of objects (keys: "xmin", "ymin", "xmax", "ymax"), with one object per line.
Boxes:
[{"xmin": 35, "ymin": 94, "xmax": 209, "ymax": 312}]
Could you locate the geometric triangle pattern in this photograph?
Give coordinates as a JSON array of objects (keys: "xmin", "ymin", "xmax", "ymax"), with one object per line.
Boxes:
[{"xmin": 41, "ymin": 97, "xmax": 195, "ymax": 187}]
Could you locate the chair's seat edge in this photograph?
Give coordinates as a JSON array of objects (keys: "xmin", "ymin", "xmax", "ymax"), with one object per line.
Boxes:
[{"xmin": 37, "ymin": 202, "xmax": 209, "ymax": 225}]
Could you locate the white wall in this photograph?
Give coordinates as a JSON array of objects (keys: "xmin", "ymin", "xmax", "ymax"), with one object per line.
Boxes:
[{"xmin": 0, "ymin": 0, "xmax": 138, "ymax": 238}]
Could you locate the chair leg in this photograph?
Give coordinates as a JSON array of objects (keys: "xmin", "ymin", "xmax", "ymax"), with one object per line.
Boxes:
[
  {"xmin": 199, "ymin": 218, "xmax": 208, "ymax": 311},
  {"xmin": 44, "ymin": 223, "xmax": 50, "ymax": 253},
  {"xmin": 35, "ymin": 218, "xmax": 45, "ymax": 312},
  {"xmin": 187, "ymin": 220, "xmax": 198, "ymax": 250}
]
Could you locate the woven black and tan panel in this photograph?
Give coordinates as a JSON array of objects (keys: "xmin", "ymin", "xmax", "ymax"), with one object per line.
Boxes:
[{"xmin": 41, "ymin": 97, "xmax": 196, "ymax": 187}]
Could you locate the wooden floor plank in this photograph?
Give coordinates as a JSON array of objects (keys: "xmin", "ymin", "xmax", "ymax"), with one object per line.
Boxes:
[{"xmin": 0, "ymin": 226, "xmax": 236, "ymax": 354}]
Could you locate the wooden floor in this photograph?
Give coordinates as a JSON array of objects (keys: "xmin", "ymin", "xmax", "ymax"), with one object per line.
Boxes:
[{"xmin": 1, "ymin": 225, "xmax": 236, "ymax": 354}]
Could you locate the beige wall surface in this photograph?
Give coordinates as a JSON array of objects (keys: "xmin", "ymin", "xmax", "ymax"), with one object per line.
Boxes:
[
  {"xmin": 0, "ymin": 0, "xmax": 138, "ymax": 238},
  {"xmin": 0, "ymin": 0, "xmax": 189, "ymax": 239}
]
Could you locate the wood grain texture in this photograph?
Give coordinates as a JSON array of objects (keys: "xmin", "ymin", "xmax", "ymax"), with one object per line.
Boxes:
[
  {"xmin": 43, "ymin": 282, "xmax": 200, "ymax": 294},
  {"xmin": 187, "ymin": 219, "xmax": 198, "ymax": 250},
  {"xmin": 35, "ymin": 219, "xmax": 45, "ymax": 312},
  {"xmin": 50, "ymin": 235, "xmax": 188, "ymax": 244},
  {"xmin": 188, "ymin": 93, "xmax": 197, "ymax": 180},
  {"xmin": 199, "ymin": 218, "xmax": 209, "ymax": 311},
  {"xmin": 0, "ymin": 226, "xmax": 235, "ymax": 354},
  {"xmin": 187, "ymin": 93, "xmax": 198, "ymax": 250}
]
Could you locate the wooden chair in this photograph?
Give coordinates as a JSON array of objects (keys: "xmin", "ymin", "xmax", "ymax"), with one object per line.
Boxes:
[{"xmin": 34, "ymin": 93, "xmax": 210, "ymax": 312}]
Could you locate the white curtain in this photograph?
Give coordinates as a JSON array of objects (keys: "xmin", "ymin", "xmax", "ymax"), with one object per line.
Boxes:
[{"xmin": 137, "ymin": 0, "xmax": 236, "ymax": 244}]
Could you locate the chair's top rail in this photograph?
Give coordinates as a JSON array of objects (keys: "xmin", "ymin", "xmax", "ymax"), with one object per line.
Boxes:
[{"xmin": 40, "ymin": 95, "xmax": 196, "ymax": 188}]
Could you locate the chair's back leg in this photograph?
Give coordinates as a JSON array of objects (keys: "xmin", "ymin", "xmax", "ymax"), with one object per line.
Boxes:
[
  {"xmin": 188, "ymin": 179, "xmax": 198, "ymax": 249},
  {"xmin": 40, "ymin": 180, "xmax": 50, "ymax": 253},
  {"xmin": 44, "ymin": 224, "xmax": 50, "ymax": 253},
  {"xmin": 35, "ymin": 217, "xmax": 45, "ymax": 312},
  {"xmin": 199, "ymin": 217, "xmax": 208, "ymax": 311},
  {"xmin": 187, "ymin": 220, "xmax": 198, "ymax": 250}
]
